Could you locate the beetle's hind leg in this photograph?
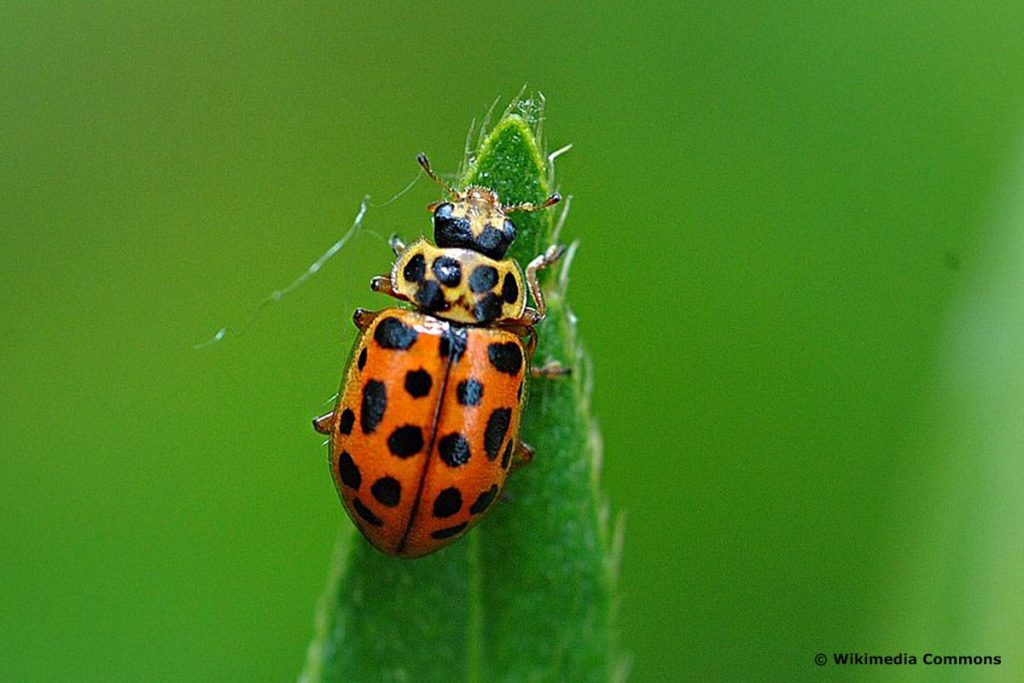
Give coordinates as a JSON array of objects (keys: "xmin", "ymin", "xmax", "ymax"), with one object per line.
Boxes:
[
  {"xmin": 531, "ymin": 360, "xmax": 571, "ymax": 378},
  {"xmin": 510, "ymin": 441, "xmax": 535, "ymax": 470},
  {"xmin": 500, "ymin": 442, "xmax": 536, "ymax": 501},
  {"xmin": 353, "ymin": 307, "xmax": 378, "ymax": 332}
]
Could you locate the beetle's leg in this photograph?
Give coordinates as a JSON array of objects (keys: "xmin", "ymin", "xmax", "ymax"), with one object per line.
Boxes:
[
  {"xmin": 531, "ymin": 360, "xmax": 571, "ymax": 378},
  {"xmin": 353, "ymin": 307, "xmax": 378, "ymax": 331},
  {"xmin": 313, "ymin": 411, "xmax": 335, "ymax": 434},
  {"xmin": 502, "ymin": 192, "xmax": 562, "ymax": 214},
  {"xmin": 497, "ymin": 308, "xmax": 570, "ymax": 376},
  {"xmin": 369, "ymin": 273, "xmax": 416, "ymax": 311},
  {"xmin": 389, "ymin": 234, "xmax": 407, "ymax": 256},
  {"xmin": 515, "ymin": 244, "xmax": 567, "ymax": 324},
  {"xmin": 510, "ymin": 441, "xmax": 535, "ymax": 470},
  {"xmin": 370, "ymin": 275, "xmax": 395, "ymax": 295},
  {"xmin": 524, "ymin": 325, "xmax": 540, "ymax": 358},
  {"xmin": 370, "ymin": 275, "xmax": 413, "ymax": 305}
]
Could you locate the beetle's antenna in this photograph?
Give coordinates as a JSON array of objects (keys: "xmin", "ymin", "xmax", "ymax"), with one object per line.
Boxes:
[
  {"xmin": 503, "ymin": 193, "xmax": 562, "ymax": 214},
  {"xmin": 417, "ymin": 153, "xmax": 458, "ymax": 198},
  {"xmin": 194, "ymin": 196, "xmax": 370, "ymax": 349}
]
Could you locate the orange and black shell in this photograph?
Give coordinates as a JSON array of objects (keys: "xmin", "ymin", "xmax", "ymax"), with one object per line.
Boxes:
[
  {"xmin": 323, "ymin": 308, "xmax": 527, "ymax": 558},
  {"xmin": 392, "ymin": 239, "xmax": 526, "ymax": 325}
]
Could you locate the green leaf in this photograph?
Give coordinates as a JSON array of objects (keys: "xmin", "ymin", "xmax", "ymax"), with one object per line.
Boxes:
[{"xmin": 301, "ymin": 99, "xmax": 623, "ymax": 683}]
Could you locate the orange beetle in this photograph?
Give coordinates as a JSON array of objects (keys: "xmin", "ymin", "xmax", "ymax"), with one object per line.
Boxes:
[{"xmin": 314, "ymin": 155, "xmax": 565, "ymax": 558}]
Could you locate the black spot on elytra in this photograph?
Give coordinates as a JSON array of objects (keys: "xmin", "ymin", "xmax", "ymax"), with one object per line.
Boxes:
[
  {"xmin": 415, "ymin": 280, "xmax": 446, "ymax": 312},
  {"xmin": 374, "ymin": 317, "xmax": 418, "ymax": 350},
  {"xmin": 517, "ymin": 381, "xmax": 524, "ymax": 401},
  {"xmin": 338, "ymin": 408, "xmax": 355, "ymax": 435},
  {"xmin": 438, "ymin": 433, "xmax": 471, "ymax": 467},
  {"xmin": 484, "ymin": 408, "xmax": 512, "ymax": 461},
  {"xmin": 337, "ymin": 451, "xmax": 360, "ymax": 489},
  {"xmin": 488, "ymin": 342, "xmax": 523, "ymax": 375},
  {"xmin": 404, "ymin": 369, "xmax": 432, "ymax": 398},
  {"xmin": 501, "ymin": 441, "xmax": 514, "ymax": 470},
  {"xmin": 432, "ymin": 256, "xmax": 462, "ymax": 287},
  {"xmin": 470, "ymin": 484, "xmax": 499, "ymax": 515},
  {"xmin": 352, "ymin": 497, "xmax": 383, "ymax": 526},
  {"xmin": 387, "ymin": 425, "xmax": 424, "ymax": 458},
  {"xmin": 431, "ymin": 522, "xmax": 467, "ymax": 539},
  {"xmin": 371, "ymin": 476, "xmax": 401, "ymax": 507},
  {"xmin": 439, "ymin": 327, "xmax": 468, "ymax": 362},
  {"xmin": 469, "ymin": 265, "xmax": 498, "ymax": 293},
  {"xmin": 361, "ymin": 380, "xmax": 387, "ymax": 434},
  {"xmin": 403, "ymin": 253, "xmax": 425, "ymax": 282},
  {"xmin": 474, "ymin": 293, "xmax": 503, "ymax": 322},
  {"xmin": 502, "ymin": 273, "xmax": 519, "ymax": 304},
  {"xmin": 432, "ymin": 487, "xmax": 462, "ymax": 518},
  {"xmin": 357, "ymin": 347, "xmax": 367, "ymax": 371},
  {"xmin": 456, "ymin": 378, "xmax": 483, "ymax": 406}
]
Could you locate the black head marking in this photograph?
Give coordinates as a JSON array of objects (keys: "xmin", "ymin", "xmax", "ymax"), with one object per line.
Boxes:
[
  {"xmin": 475, "ymin": 225, "xmax": 510, "ymax": 259},
  {"xmin": 487, "ymin": 342, "xmax": 523, "ymax": 375},
  {"xmin": 403, "ymin": 253, "xmax": 425, "ymax": 283},
  {"xmin": 337, "ymin": 451, "xmax": 361, "ymax": 489},
  {"xmin": 484, "ymin": 408, "xmax": 512, "ymax": 461},
  {"xmin": 432, "ymin": 487, "xmax": 463, "ymax": 518},
  {"xmin": 432, "ymin": 256, "xmax": 462, "ymax": 287},
  {"xmin": 433, "ymin": 203, "xmax": 474, "ymax": 248},
  {"xmin": 387, "ymin": 425, "xmax": 424, "ymax": 458},
  {"xmin": 374, "ymin": 317, "xmax": 418, "ymax": 350},
  {"xmin": 433, "ymin": 204, "xmax": 513, "ymax": 259},
  {"xmin": 360, "ymin": 380, "xmax": 387, "ymax": 434},
  {"xmin": 470, "ymin": 484, "xmax": 499, "ymax": 515},
  {"xmin": 371, "ymin": 476, "xmax": 402, "ymax": 507},
  {"xmin": 501, "ymin": 218, "xmax": 517, "ymax": 243},
  {"xmin": 438, "ymin": 433, "xmax": 471, "ymax": 467}
]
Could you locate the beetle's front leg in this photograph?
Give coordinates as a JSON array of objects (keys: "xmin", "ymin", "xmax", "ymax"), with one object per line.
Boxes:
[
  {"xmin": 513, "ymin": 244, "xmax": 567, "ymax": 324},
  {"xmin": 370, "ymin": 275, "xmax": 412, "ymax": 306}
]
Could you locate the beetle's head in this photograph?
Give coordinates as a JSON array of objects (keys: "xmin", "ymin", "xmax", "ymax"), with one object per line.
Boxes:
[{"xmin": 417, "ymin": 153, "xmax": 560, "ymax": 260}]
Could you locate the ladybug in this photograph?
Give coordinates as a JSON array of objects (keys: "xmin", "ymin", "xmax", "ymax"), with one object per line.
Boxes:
[{"xmin": 313, "ymin": 154, "xmax": 567, "ymax": 558}]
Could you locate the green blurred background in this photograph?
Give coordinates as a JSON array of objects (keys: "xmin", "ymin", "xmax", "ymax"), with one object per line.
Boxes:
[{"xmin": 3, "ymin": 2, "xmax": 1023, "ymax": 681}]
